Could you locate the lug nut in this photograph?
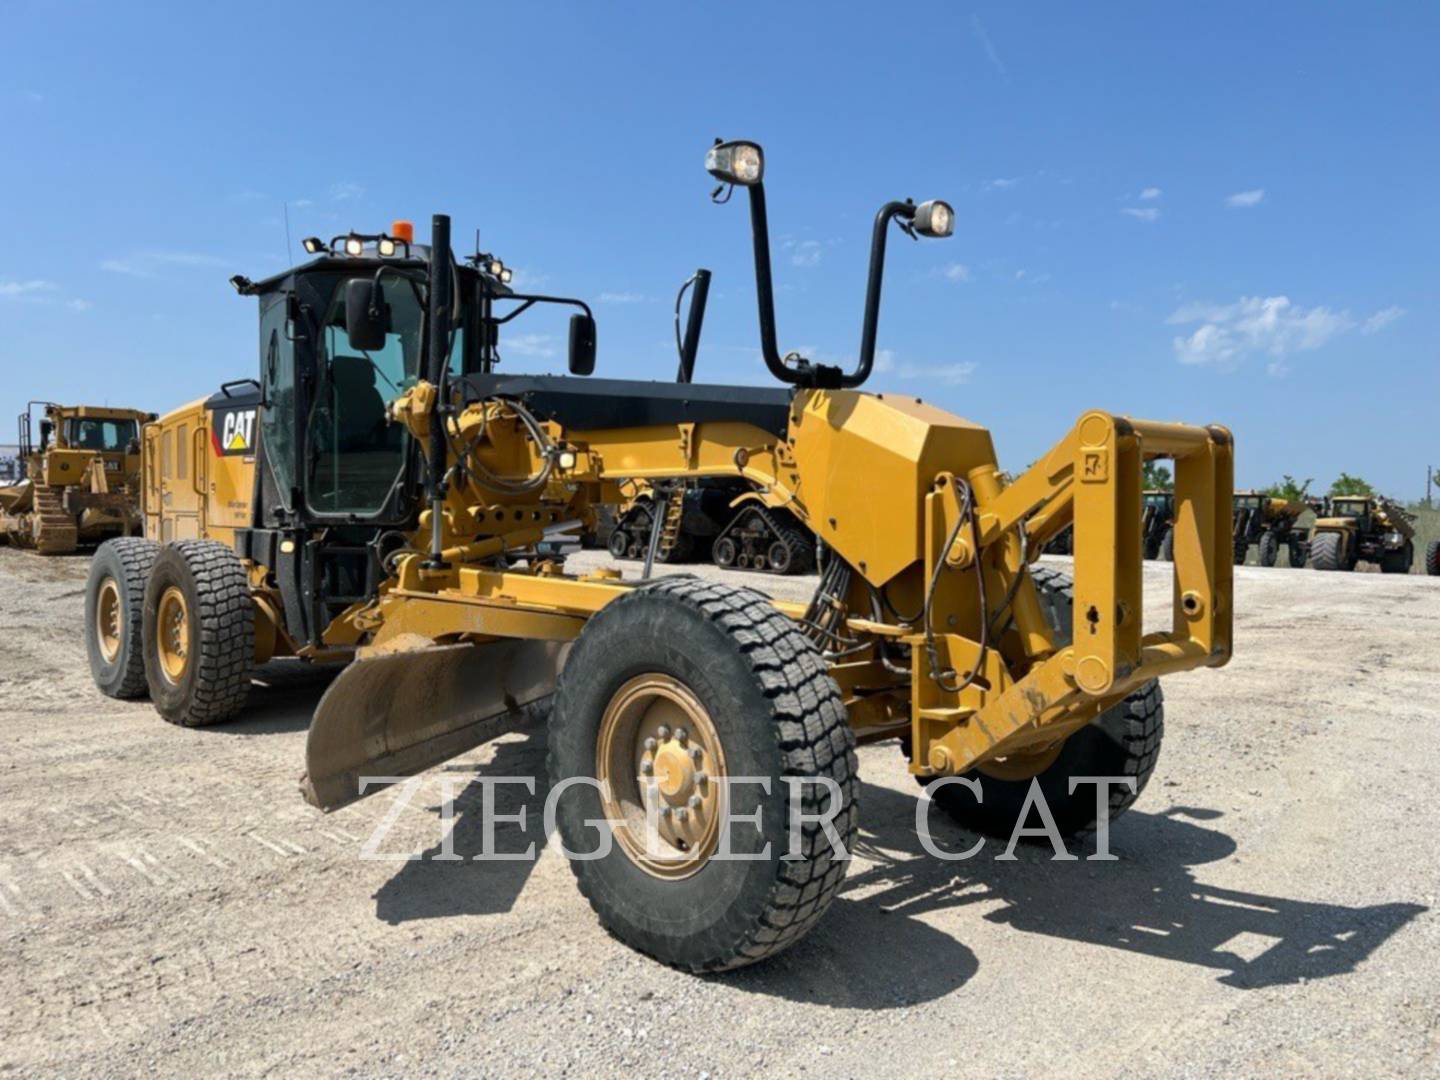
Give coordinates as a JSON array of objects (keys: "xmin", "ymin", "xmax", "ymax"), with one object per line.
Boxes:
[
  {"xmin": 656, "ymin": 725, "xmax": 671, "ymax": 740},
  {"xmin": 693, "ymin": 771, "xmax": 708, "ymax": 785},
  {"xmin": 690, "ymin": 748, "xmax": 704, "ymax": 764},
  {"xmin": 658, "ymin": 806, "xmax": 672, "ymax": 818},
  {"xmin": 643, "ymin": 737, "xmax": 657, "ymax": 752},
  {"xmin": 640, "ymin": 761, "xmax": 653, "ymax": 776},
  {"xmin": 687, "ymin": 794, "xmax": 702, "ymax": 809},
  {"xmin": 675, "ymin": 727, "xmax": 688, "ymax": 744},
  {"xmin": 675, "ymin": 808, "xmax": 689, "ymax": 822}
]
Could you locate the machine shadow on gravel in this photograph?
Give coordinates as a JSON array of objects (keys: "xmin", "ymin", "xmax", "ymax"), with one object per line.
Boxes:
[
  {"xmin": 842, "ymin": 780, "xmax": 1424, "ymax": 991},
  {"xmin": 373, "ymin": 725, "xmax": 552, "ymax": 923},
  {"xmin": 209, "ymin": 661, "xmax": 342, "ymax": 735}
]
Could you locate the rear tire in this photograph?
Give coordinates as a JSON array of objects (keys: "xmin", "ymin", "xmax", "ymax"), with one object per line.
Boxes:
[
  {"xmin": 923, "ymin": 564, "xmax": 1163, "ymax": 838},
  {"xmin": 548, "ymin": 577, "xmax": 857, "ymax": 972},
  {"xmin": 1159, "ymin": 527, "xmax": 1174, "ymax": 562},
  {"xmin": 142, "ymin": 540, "xmax": 254, "ymax": 726},
  {"xmin": 1287, "ymin": 537, "xmax": 1308, "ymax": 568},
  {"xmin": 86, "ymin": 537, "xmax": 160, "ymax": 699},
  {"xmin": 1308, "ymin": 530, "xmax": 1347, "ymax": 571},
  {"xmin": 1427, "ymin": 540, "xmax": 1440, "ymax": 577}
]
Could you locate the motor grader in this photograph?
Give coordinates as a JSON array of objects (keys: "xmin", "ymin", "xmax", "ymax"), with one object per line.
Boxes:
[
  {"xmin": 1232, "ymin": 488, "xmax": 1310, "ymax": 567},
  {"xmin": 0, "ymin": 401, "xmax": 149, "ymax": 554},
  {"xmin": 84, "ymin": 141, "xmax": 1233, "ymax": 972},
  {"xmin": 1308, "ymin": 495, "xmax": 1414, "ymax": 573}
]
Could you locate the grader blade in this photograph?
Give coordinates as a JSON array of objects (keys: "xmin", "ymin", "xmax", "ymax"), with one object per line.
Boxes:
[{"xmin": 300, "ymin": 639, "xmax": 568, "ymax": 812}]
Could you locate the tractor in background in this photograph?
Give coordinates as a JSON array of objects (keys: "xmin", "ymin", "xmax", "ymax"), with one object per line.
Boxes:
[
  {"xmin": 1143, "ymin": 489, "xmax": 1175, "ymax": 560},
  {"xmin": 1232, "ymin": 488, "xmax": 1312, "ymax": 567},
  {"xmin": 1308, "ymin": 495, "xmax": 1415, "ymax": 573}
]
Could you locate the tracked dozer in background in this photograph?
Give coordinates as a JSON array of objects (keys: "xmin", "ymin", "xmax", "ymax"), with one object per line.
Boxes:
[
  {"xmin": 0, "ymin": 402, "xmax": 149, "ymax": 554},
  {"xmin": 607, "ymin": 477, "xmax": 816, "ymax": 575},
  {"xmin": 85, "ymin": 142, "xmax": 1234, "ymax": 972},
  {"xmin": 1231, "ymin": 488, "xmax": 1312, "ymax": 567},
  {"xmin": 1308, "ymin": 495, "xmax": 1414, "ymax": 573}
]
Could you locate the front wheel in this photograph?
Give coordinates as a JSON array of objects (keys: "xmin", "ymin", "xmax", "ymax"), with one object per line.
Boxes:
[
  {"xmin": 1308, "ymin": 530, "xmax": 1348, "ymax": 571},
  {"xmin": 142, "ymin": 540, "xmax": 254, "ymax": 726},
  {"xmin": 548, "ymin": 577, "xmax": 857, "ymax": 972},
  {"xmin": 1380, "ymin": 541, "xmax": 1413, "ymax": 575},
  {"xmin": 1427, "ymin": 540, "xmax": 1440, "ymax": 577},
  {"xmin": 1258, "ymin": 531, "xmax": 1280, "ymax": 568}
]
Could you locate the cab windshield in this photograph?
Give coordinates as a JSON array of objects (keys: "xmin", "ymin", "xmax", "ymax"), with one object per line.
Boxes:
[
  {"xmin": 67, "ymin": 418, "xmax": 137, "ymax": 452},
  {"xmin": 306, "ymin": 274, "xmax": 427, "ymax": 515}
]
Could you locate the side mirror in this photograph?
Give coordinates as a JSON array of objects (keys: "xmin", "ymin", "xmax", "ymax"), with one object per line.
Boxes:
[
  {"xmin": 568, "ymin": 313, "xmax": 596, "ymax": 376},
  {"xmin": 345, "ymin": 279, "xmax": 388, "ymax": 352}
]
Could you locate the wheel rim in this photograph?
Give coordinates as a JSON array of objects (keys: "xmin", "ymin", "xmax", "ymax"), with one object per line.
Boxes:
[
  {"xmin": 608, "ymin": 531, "xmax": 629, "ymax": 559},
  {"xmin": 595, "ymin": 673, "xmax": 727, "ymax": 880},
  {"xmin": 713, "ymin": 537, "xmax": 736, "ymax": 567},
  {"xmin": 975, "ymin": 741, "xmax": 1064, "ymax": 781},
  {"xmin": 155, "ymin": 585, "xmax": 190, "ymax": 685},
  {"xmin": 95, "ymin": 578, "xmax": 123, "ymax": 664}
]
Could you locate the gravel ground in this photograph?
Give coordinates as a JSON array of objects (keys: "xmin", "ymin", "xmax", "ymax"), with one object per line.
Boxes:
[{"xmin": 1, "ymin": 545, "xmax": 1437, "ymax": 1078}]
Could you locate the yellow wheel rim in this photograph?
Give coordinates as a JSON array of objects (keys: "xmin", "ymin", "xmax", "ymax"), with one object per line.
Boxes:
[
  {"xmin": 155, "ymin": 585, "xmax": 190, "ymax": 685},
  {"xmin": 596, "ymin": 674, "xmax": 727, "ymax": 880},
  {"xmin": 95, "ymin": 578, "xmax": 123, "ymax": 665}
]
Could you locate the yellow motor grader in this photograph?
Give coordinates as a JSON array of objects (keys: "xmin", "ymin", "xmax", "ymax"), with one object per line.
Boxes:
[
  {"xmin": 84, "ymin": 142, "xmax": 1233, "ymax": 972},
  {"xmin": 0, "ymin": 401, "xmax": 149, "ymax": 554}
]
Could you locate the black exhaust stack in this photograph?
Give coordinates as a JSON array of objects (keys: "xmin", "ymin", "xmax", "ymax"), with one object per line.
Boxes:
[{"xmin": 422, "ymin": 213, "xmax": 451, "ymax": 570}]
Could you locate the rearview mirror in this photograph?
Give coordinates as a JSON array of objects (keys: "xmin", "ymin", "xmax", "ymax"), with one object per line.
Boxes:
[
  {"xmin": 568, "ymin": 313, "xmax": 596, "ymax": 376},
  {"xmin": 345, "ymin": 279, "xmax": 387, "ymax": 352}
]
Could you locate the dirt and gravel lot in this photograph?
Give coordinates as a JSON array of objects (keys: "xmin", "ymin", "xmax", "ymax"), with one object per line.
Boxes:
[{"xmin": 1, "ymin": 545, "xmax": 1437, "ymax": 1077}]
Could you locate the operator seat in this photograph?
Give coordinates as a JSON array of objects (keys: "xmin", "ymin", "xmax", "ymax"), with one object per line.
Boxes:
[{"xmin": 329, "ymin": 356, "xmax": 389, "ymax": 451}]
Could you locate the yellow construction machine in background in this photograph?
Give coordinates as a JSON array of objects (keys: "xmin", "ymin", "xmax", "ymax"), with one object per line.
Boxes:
[
  {"xmin": 1, "ymin": 401, "xmax": 149, "ymax": 554},
  {"xmin": 84, "ymin": 142, "xmax": 1234, "ymax": 972}
]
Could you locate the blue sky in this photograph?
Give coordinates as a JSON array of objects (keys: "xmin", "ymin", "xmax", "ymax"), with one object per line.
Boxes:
[{"xmin": 3, "ymin": 2, "xmax": 1436, "ymax": 495}]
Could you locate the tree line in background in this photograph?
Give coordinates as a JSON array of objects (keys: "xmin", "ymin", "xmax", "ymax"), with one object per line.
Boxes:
[{"xmin": 1141, "ymin": 462, "xmax": 1384, "ymax": 501}]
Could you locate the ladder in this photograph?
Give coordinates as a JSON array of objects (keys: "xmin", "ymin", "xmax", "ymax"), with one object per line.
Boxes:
[{"xmin": 641, "ymin": 484, "xmax": 687, "ymax": 579}]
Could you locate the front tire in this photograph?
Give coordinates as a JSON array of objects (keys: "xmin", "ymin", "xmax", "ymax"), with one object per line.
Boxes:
[
  {"xmin": 1258, "ymin": 531, "xmax": 1280, "ymax": 568},
  {"xmin": 1308, "ymin": 530, "xmax": 1348, "ymax": 571},
  {"xmin": 548, "ymin": 577, "xmax": 857, "ymax": 971},
  {"xmin": 142, "ymin": 540, "xmax": 254, "ymax": 726},
  {"xmin": 1427, "ymin": 540, "xmax": 1440, "ymax": 577},
  {"xmin": 924, "ymin": 564, "xmax": 1163, "ymax": 838},
  {"xmin": 86, "ymin": 537, "xmax": 160, "ymax": 699},
  {"xmin": 1380, "ymin": 541, "xmax": 1413, "ymax": 575},
  {"xmin": 1159, "ymin": 527, "xmax": 1174, "ymax": 562}
]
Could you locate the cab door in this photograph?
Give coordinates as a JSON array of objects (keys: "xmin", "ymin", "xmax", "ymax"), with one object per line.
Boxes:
[{"xmin": 157, "ymin": 415, "xmax": 202, "ymax": 540}]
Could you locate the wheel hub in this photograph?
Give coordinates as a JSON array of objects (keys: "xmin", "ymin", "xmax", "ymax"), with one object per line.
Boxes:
[
  {"xmin": 95, "ymin": 578, "xmax": 122, "ymax": 664},
  {"xmin": 596, "ymin": 673, "xmax": 726, "ymax": 879},
  {"xmin": 156, "ymin": 585, "xmax": 190, "ymax": 684}
]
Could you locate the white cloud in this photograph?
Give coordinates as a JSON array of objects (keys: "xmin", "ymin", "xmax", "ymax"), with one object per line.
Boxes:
[
  {"xmin": 985, "ymin": 177, "xmax": 1019, "ymax": 191},
  {"xmin": 937, "ymin": 262, "xmax": 972, "ymax": 283},
  {"xmin": 785, "ymin": 238, "xmax": 823, "ymax": 267},
  {"xmin": 503, "ymin": 333, "xmax": 557, "ymax": 358},
  {"xmin": 1361, "ymin": 305, "xmax": 1405, "ymax": 335},
  {"xmin": 875, "ymin": 349, "xmax": 977, "ymax": 385},
  {"xmin": 1139, "ymin": 187, "xmax": 1162, "ymax": 200},
  {"xmin": 0, "ymin": 279, "xmax": 58, "ymax": 300},
  {"xmin": 1122, "ymin": 207, "xmax": 1160, "ymax": 222},
  {"xmin": 597, "ymin": 291, "xmax": 649, "ymax": 304},
  {"xmin": 66, "ymin": 298, "xmax": 93, "ymax": 312},
  {"xmin": 292, "ymin": 198, "xmax": 315, "ymax": 209},
  {"xmin": 1168, "ymin": 295, "xmax": 1354, "ymax": 373},
  {"xmin": 330, "ymin": 181, "xmax": 365, "ymax": 201},
  {"xmin": 507, "ymin": 267, "xmax": 549, "ymax": 291},
  {"xmin": 1225, "ymin": 188, "xmax": 1265, "ymax": 208},
  {"xmin": 101, "ymin": 251, "xmax": 226, "ymax": 277},
  {"xmin": 970, "ymin": 14, "xmax": 1007, "ymax": 77}
]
